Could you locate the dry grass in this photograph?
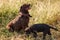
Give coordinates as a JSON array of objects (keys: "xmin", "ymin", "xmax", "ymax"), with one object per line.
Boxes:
[{"xmin": 0, "ymin": 0, "xmax": 60, "ymax": 40}]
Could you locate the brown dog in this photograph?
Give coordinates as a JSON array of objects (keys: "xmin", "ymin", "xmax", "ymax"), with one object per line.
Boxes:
[{"xmin": 6, "ymin": 4, "xmax": 32, "ymax": 32}]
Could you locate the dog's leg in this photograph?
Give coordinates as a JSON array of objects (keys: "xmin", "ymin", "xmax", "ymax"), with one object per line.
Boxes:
[
  {"xmin": 48, "ymin": 31, "xmax": 52, "ymax": 40},
  {"xmin": 32, "ymin": 31, "xmax": 38, "ymax": 40},
  {"xmin": 9, "ymin": 26, "xmax": 14, "ymax": 32},
  {"xmin": 32, "ymin": 31, "xmax": 37, "ymax": 38},
  {"xmin": 43, "ymin": 32, "xmax": 47, "ymax": 40}
]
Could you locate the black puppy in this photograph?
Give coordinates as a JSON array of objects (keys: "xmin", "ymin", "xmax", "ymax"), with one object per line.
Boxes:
[{"xmin": 25, "ymin": 24, "xmax": 58, "ymax": 40}]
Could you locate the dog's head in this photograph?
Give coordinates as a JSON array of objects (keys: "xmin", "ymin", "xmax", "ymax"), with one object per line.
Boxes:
[
  {"xmin": 25, "ymin": 27, "xmax": 31, "ymax": 36},
  {"xmin": 20, "ymin": 4, "xmax": 31, "ymax": 12}
]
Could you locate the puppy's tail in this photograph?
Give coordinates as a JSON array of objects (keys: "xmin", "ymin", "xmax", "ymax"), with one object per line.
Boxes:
[{"xmin": 49, "ymin": 26, "xmax": 58, "ymax": 31}]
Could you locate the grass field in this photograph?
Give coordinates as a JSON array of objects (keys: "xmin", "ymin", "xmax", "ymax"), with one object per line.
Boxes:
[{"xmin": 0, "ymin": 0, "xmax": 60, "ymax": 40}]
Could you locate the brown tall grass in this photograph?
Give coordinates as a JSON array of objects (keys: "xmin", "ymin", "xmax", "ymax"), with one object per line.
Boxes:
[{"xmin": 0, "ymin": 0, "xmax": 60, "ymax": 40}]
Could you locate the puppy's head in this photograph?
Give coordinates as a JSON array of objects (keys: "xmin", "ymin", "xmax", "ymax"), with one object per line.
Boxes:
[{"xmin": 25, "ymin": 27, "xmax": 31, "ymax": 36}]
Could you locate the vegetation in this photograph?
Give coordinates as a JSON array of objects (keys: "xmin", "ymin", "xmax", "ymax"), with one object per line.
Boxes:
[{"xmin": 0, "ymin": 0, "xmax": 60, "ymax": 40}]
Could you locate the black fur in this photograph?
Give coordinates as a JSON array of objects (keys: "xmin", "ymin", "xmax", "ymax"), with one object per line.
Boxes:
[{"xmin": 25, "ymin": 24, "xmax": 58, "ymax": 40}]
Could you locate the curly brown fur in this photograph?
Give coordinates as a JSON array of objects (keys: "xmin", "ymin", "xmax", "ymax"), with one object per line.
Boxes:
[{"xmin": 6, "ymin": 4, "xmax": 32, "ymax": 32}]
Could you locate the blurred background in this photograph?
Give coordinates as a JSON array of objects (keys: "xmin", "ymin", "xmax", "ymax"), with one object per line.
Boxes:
[{"xmin": 0, "ymin": 0, "xmax": 60, "ymax": 40}]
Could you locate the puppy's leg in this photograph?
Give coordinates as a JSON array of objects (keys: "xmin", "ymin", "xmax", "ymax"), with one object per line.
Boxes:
[
  {"xmin": 32, "ymin": 31, "xmax": 37, "ymax": 38},
  {"xmin": 43, "ymin": 32, "xmax": 47, "ymax": 40},
  {"xmin": 48, "ymin": 31, "xmax": 52, "ymax": 40},
  {"xmin": 32, "ymin": 31, "xmax": 38, "ymax": 40}
]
